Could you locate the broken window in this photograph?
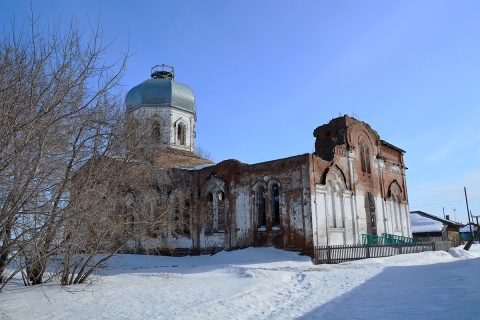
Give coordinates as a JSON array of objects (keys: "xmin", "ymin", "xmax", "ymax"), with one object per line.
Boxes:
[
  {"xmin": 204, "ymin": 190, "xmax": 226, "ymax": 233},
  {"xmin": 257, "ymin": 186, "xmax": 266, "ymax": 230},
  {"xmin": 217, "ymin": 191, "xmax": 226, "ymax": 232},
  {"xmin": 271, "ymin": 184, "xmax": 280, "ymax": 229}
]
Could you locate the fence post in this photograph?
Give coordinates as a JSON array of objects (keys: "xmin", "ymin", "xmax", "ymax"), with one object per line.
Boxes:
[
  {"xmin": 327, "ymin": 246, "xmax": 331, "ymax": 264},
  {"xmin": 366, "ymin": 245, "xmax": 370, "ymax": 258}
]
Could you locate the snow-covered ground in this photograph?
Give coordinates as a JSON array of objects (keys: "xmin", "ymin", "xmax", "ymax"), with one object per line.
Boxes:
[{"xmin": 1, "ymin": 245, "xmax": 480, "ymax": 320}]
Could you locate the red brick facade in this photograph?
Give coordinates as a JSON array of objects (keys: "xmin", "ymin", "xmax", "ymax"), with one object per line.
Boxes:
[{"xmin": 159, "ymin": 115, "xmax": 410, "ymax": 255}]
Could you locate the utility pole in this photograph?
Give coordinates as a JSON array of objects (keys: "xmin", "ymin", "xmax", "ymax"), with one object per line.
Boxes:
[
  {"xmin": 472, "ymin": 212, "xmax": 479, "ymax": 243},
  {"xmin": 463, "ymin": 188, "xmax": 477, "ymax": 251},
  {"xmin": 465, "ymin": 187, "xmax": 473, "ymax": 238}
]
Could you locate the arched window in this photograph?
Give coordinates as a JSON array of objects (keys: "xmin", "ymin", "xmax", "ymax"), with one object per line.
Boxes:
[
  {"xmin": 271, "ymin": 184, "xmax": 280, "ymax": 229},
  {"xmin": 203, "ymin": 178, "xmax": 227, "ymax": 234},
  {"xmin": 152, "ymin": 120, "xmax": 161, "ymax": 142},
  {"xmin": 359, "ymin": 137, "xmax": 371, "ymax": 174},
  {"xmin": 177, "ymin": 122, "xmax": 186, "ymax": 146},
  {"xmin": 257, "ymin": 186, "xmax": 266, "ymax": 229}
]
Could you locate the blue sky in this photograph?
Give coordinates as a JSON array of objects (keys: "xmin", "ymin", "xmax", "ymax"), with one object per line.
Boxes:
[{"xmin": 2, "ymin": 1, "xmax": 480, "ymax": 224}]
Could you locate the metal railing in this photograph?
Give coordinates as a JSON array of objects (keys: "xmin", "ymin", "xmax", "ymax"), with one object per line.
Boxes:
[
  {"xmin": 314, "ymin": 242, "xmax": 434, "ymax": 264},
  {"xmin": 361, "ymin": 233, "xmax": 423, "ymax": 245}
]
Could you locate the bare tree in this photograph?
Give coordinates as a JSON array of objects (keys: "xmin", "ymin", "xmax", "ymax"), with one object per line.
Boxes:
[
  {"xmin": 194, "ymin": 145, "xmax": 214, "ymax": 162},
  {"xmin": 0, "ymin": 13, "xmax": 129, "ymax": 287},
  {"xmin": 54, "ymin": 155, "xmax": 178, "ymax": 285},
  {"xmin": 0, "ymin": 12, "xmax": 189, "ymax": 290}
]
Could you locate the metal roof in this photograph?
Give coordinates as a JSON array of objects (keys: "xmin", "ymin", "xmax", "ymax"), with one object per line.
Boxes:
[{"xmin": 125, "ymin": 77, "xmax": 196, "ymax": 114}]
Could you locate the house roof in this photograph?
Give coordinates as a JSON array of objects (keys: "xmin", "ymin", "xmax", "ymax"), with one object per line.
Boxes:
[{"xmin": 410, "ymin": 211, "xmax": 462, "ymax": 233}]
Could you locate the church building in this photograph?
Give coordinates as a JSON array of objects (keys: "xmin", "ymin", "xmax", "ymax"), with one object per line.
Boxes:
[{"xmin": 125, "ymin": 65, "xmax": 411, "ymax": 255}]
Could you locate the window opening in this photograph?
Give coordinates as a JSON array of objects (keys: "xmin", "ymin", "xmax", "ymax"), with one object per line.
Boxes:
[
  {"xmin": 217, "ymin": 191, "xmax": 226, "ymax": 232},
  {"xmin": 177, "ymin": 122, "xmax": 186, "ymax": 146},
  {"xmin": 152, "ymin": 120, "xmax": 161, "ymax": 142},
  {"xmin": 205, "ymin": 192, "xmax": 214, "ymax": 233},
  {"xmin": 257, "ymin": 186, "xmax": 266, "ymax": 229},
  {"xmin": 359, "ymin": 139, "xmax": 371, "ymax": 174},
  {"xmin": 182, "ymin": 200, "xmax": 191, "ymax": 235},
  {"xmin": 271, "ymin": 184, "xmax": 280, "ymax": 229},
  {"xmin": 173, "ymin": 199, "xmax": 181, "ymax": 235},
  {"xmin": 171, "ymin": 198, "xmax": 190, "ymax": 236},
  {"xmin": 366, "ymin": 192, "xmax": 377, "ymax": 236},
  {"xmin": 125, "ymin": 194, "xmax": 135, "ymax": 232}
]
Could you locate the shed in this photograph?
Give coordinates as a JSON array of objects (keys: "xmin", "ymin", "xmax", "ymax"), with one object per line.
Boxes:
[{"xmin": 410, "ymin": 211, "xmax": 462, "ymax": 246}]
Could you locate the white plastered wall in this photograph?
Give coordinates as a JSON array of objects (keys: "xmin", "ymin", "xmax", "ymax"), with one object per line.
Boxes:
[{"xmin": 131, "ymin": 106, "xmax": 195, "ymax": 152}]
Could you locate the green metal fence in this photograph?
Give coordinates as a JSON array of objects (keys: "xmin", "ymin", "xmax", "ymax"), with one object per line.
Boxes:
[
  {"xmin": 460, "ymin": 232, "xmax": 480, "ymax": 242},
  {"xmin": 361, "ymin": 233, "xmax": 423, "ymax": 245}
]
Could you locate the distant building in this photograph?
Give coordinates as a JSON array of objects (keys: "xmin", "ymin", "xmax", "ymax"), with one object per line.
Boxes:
[
  {"xmin": 123, "ymin": 65, "xmax": 412, "ymax": 255},
  {"xmin": 410, "ymin": 211, "xmax": 462, "ymax": 246}
]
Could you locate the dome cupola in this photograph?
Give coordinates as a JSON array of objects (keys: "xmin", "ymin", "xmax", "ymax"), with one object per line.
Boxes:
[
  {"xmin": 125, "ymin": 65, "xmax": 197, "ymax": 154},
  {"xmin": 125, "ymin": 64, "xmax": 196, "ymax": 115}
]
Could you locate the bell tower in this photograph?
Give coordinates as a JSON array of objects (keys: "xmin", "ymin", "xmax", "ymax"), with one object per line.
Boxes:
[{"xmin": 125, "ymin": 64, "xmax": 197, "ymax": 153}]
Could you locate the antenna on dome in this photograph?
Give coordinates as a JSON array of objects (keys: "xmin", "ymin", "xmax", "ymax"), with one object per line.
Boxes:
[{"xmin": 151, "ymin": 64, "xmax": 174, "ymax": 80}]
